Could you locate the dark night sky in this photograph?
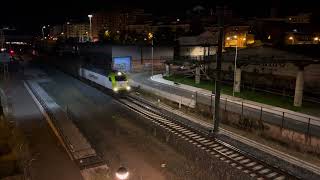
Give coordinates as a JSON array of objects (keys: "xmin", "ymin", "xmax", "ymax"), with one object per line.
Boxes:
[{"xmin": 0, "ymin": 0, "xmax": 318, "ymax": 34}]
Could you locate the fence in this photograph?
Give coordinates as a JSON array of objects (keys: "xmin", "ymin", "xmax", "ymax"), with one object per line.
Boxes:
[
  {"xmin": 201, "ymin": 91, "xmax": 320, "ymax": 138},
  {"xmin": 143, "ymin": 80, "xmax": 320, "ymax": 138}
]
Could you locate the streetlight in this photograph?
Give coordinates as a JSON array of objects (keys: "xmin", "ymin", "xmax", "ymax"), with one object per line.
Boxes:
[
  {"xmin": 148, "ymin": 32, "xmax": 154, "ymax": 76},
  {"xmin": 148, "ymin": 32, "xmax": 153, "ymax": 40},
  {"xmin": 226, "ymin": 35, "xmax": 242, "ymax": 96},
  {"xmin": 225, "ymin": 34, "xmax": 248, "ymax": 96},
  {"xmin": 88, "ymin": 14, "xmax": 93, "ymax": 41},
  {"xmin": 230, "ymin": 35, "xmax": 247, "ymax": 96},
  {"xmin": 232, "ymin": 35, "xmax": 238, "ymax": 97},
  {"xmin": 42, "ymin": 26, "xmax": 46, "ymax": 39},
  {"xmin": 288, "ymin": 36, "xmax": 294, "ymax": 45},
  {"xmin": 115, "ymin": 166, "xmax": 129, "ymax": 180}
]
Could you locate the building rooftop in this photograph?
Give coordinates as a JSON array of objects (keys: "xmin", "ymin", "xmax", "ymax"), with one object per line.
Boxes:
[
  {"xmin": 223, "ymin": 46, "xmax": 320, "ymax": 65},
  {"xmin": 178, "ymin": 31, "xmax": 218, "ymax": 46}
]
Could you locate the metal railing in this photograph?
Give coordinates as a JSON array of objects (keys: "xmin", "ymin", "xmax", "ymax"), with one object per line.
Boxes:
[
  {"xmin": 149, "ymin": 80, "xmax": 320, "ymax": 138},
  {"xmin": 202, "ymin": 92, "xmax": 319, "ymax": 137}
]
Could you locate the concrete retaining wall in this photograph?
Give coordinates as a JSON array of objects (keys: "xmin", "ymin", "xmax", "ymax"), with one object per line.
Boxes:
[
  {"xmin": 130, "ymin": 80, "xmax": 196, "ymax": 108},
  {"xmin": 161, "ymin": 99, "xmax": 320, "ymax": 154},
  {"xmin": 211, "ymin": 104, "xmax": 320, "ymax": 154},
  {"xmin": 131, "ymin": 59, "xmax": 166, "ymax": 72}
]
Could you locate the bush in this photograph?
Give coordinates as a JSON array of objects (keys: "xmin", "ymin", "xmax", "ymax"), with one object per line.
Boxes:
[{"xmin": 0, "ymin": 116, "xmax": 30, "ymax": 178}]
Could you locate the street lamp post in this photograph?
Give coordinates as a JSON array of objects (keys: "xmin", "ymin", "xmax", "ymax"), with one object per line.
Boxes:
[
  {"xmin": 289, "ymin": 36, "xmax": 294, "ymax": 45},
  {"xmin": 314, "ymin": 37, "xmax": 319, "ymax": 44},
  {"xmin": 116, "ymin": 166, "xmax": 129, "ymax": 180},
  {"xmin": 227, "ymin": 35, "xmax": 246, "ymax": 97},
  {"xmin": 148, "ymin": 32, "xmax": 154, "ymax": 76},
  {"xmin": 152, "ymin": 38, "xmax": 154, "ymax": 76},
  {"xmin": 42, "ymin": 26, "xmax": 46, "ymax": 39},
  {"xmin": 232, "ymin": 36, "xmax": 238, "ymax": 97},
  {"xmin": 88, "ymin": 14, "xmax": 93, "ymax": 41}
]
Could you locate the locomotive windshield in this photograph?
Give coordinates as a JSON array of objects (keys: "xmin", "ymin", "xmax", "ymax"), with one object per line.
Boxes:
[{"xmin": 115, "ymin": 75, "xmax": 127, "ymax": 81}]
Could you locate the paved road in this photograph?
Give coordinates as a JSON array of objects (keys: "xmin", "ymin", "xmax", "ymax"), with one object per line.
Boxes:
[
  {"xmin": 131, "ymin": 73, "xmax": 320, "ymax": 137},
  {"xmin": 0, "ymin": 78, "xmax": 83, "ymax": 180}
]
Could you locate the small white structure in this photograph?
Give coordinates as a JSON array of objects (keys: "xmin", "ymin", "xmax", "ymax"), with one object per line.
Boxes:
[{"xmin": 178, "ymin": 31, "xmax": 218, "ymax": 57}]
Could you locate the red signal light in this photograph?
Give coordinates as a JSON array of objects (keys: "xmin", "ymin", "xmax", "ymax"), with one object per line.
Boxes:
[{"xmin": 9, "ymin": 50, "xmax": 14, "ymax": 56}]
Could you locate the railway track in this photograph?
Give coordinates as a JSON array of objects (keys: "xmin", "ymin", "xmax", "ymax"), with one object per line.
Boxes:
[
  {"xmin": 43, "ymin": 65, "xmax": 302, "ymax": 179},
  {"xmin": 118, "ymin": 95, "xmax": 299, "ymax": 180}
]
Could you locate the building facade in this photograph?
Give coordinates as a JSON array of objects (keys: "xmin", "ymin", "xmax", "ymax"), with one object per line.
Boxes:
[
  {"xmin": 250, "ymin": 12, "xmax": 319, "ymax": 45},
  {"xmin": 49, "ymin": 25, "xmax": 63, "ymax": 37},
  {"xmin": 126, "ymin": 22, "xmax": 190, "ymax": 34},
  {"xmin": 285, "ymin": 32, "xmax": 320, "ymax": 45},
  {"xmin": 286, "ymin": 13, "xmax": 312, "ymax": 24},
  {"xmin": 63, "ymin": 23, "xmax": 90, "ymax": 42},
  {"xmin": 224, "ymin": 25, "xmax": 254, "ymax": 47},
  {"xmin": 92, "ymin": 9, "xmax": 152, "ymax": 41},
  {"xmin": 178, "ymin": 31, "xmax": 217, "ymax": 57}
]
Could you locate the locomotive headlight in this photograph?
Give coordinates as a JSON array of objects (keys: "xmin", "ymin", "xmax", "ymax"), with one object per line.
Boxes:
[
  {"xmin": 113, "ymin": 87, "xmax": 119, "ymax": 92},
  {"xmin": 117, "ymin": 72, "xmax": 122, "ymax": 76},
  {"xmin": 126, "ymin": 86, "xmax": 131, "ymax": 91}
]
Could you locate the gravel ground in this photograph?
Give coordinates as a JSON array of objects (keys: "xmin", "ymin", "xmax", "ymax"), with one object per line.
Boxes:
[
  {"xmin": 217, "ymin": 134, "xmax": 320, "ymax": 180},
  {"xmin": 137, "ymin": 90, "xmax": 320, "ymax": 180}
]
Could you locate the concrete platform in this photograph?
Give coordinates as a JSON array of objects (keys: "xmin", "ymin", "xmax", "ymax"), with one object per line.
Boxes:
[
  {"xmin": 0, "ymin": 79, "xmax": 84, "ymax": 180},
  {"xmin": 25, "ymin": 79, "xmax": 96, "ymax": 160}
]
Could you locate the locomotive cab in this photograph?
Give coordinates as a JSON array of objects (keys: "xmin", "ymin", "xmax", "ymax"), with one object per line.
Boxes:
[{"xmin": 109, "ymin": 71, "xmax": 131, "ymax": 92}]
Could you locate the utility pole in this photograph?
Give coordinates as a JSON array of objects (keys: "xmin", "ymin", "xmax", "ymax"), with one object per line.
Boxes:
[
  {"xmin": 42, "ymin": 26, "xmax": 46, "ymax": 39},
  {"xmin": 151, "ymin": 38, "xmax": 154, "ymax": 76},
  {"xmin": 233, "ymin": 41, "xmax": 238, "ymax": 97},
  {"xmin": 88, "ymin": 15, "xmax": 93, "ymax": 42},
  {"xmin": 213, "ymin": 6, "xmax": 224, "ymax": 133}
]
